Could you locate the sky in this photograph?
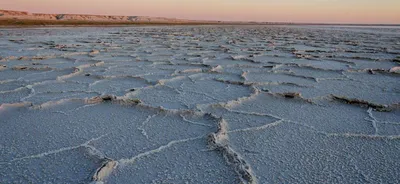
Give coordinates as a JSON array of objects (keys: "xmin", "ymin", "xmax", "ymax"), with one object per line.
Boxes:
[{"xmin": 1, "ymin": 0, "xmax": 399, "ymax": 24}]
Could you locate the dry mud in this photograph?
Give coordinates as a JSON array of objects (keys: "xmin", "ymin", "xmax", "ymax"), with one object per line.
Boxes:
[{"xmin": 0, "ymin": 26, "xmax": 400, "ymax": 183}]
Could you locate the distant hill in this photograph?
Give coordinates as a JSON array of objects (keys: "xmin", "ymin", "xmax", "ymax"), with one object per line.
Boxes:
[
  {"xmin": 1, "ymin": 9, "xmax": 396, "ymax": 27},
  {"xmin": 0, "ymin": 9, "xmax": 227, "ymax": 26}
]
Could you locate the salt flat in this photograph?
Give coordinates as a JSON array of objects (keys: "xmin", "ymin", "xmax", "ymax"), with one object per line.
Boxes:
[{"xmin": 0, "ymin": 26, "xmax": 399, "ymax": 183}]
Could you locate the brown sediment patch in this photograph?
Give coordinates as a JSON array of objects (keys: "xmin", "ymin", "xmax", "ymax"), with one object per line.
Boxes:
[
  {"xmin": 92, "ymin": 159, "xmax": 118, "ymax": 182},
  {"xmin": 17, "ymin": 56, "xmax": 29, "ymax": 60},
  {"xmin": 85, "ymin": 95, "xmax": 117, "ymax": 104},
  {"xmin": 0, "ymin": 65, "xmax": 6, "ymax": 71},
  {"xmin": 213, "ymin": 78, "xmax": 249, "ymax": 86},
  {"xmin": 389, "ymin": 66, "xmax": 400, "ymax": 74},
  {"xmin": 12, "ymin": 66, "xmax": 28, "ymax": 70},
  {"xmin": 89, "ymin": 49, "xmax": 100, "ymax": 56},
  {"xmin": 0, "ymin": 102, "xmax": 32, "ymax": 113},
  {"xmin": 12, "ymin": 65, "xmax": 52, "ymax": 71},
  {"xmin": 30, "ymin": 99, "xmax": 77, "ymax": 110},
  {"xmin": 268, "ymin": 92, "xmax": 315, "ymax": 104},
  {"xmin": 0, "ymin": 56, "xmax": 17, "ymax": 61},
  {"xmin": 331, "ymin": 95, "xmax": 392, "ymax": 112},
  {"xmin": 230, "ymin": 55, "xmax": 259, "ymax": 63},
  {"xmin": 367, "ymin": 68, "xmax": 387, "ymax": 75},
  {"xmin": 281, "ymin": 92, "xmax": 302, "ymax": 99},
  {"xmin": 84, "ymin": 95, "xmax": 143, "ymax": 107},
  {"xmin": 32, "ymin": 55, "xmax": 56, "ymax": 60}
]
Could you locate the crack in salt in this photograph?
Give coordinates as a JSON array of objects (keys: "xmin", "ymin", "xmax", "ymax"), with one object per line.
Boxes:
[
  {"xmin": 286, "ymin": 120, "xmax": 400, "ymax": 140},
  {"xmin": 225, "ymin": 108, "xmax": 400, "ymax": 140},
  {"xmin": 1, "ymin": 134, "xmax": 108, "ymax": 164},
  {"xmin": 348, "ymin": 156, "xmax": 372, "ymax": 183},
  {"xmin": 366, "ymin": 108, "xmax": 379, "ymax": 135},
  {"xmin": 118, "ymin": 135, "xmax": 204, "ymax": 165},
  {"xmin": 180, "ymin": 114, "xmax": 214, "ymax": 127},
  {"xmin": 208, "ymin": 118, "xmax": 257, "ymax": 184},
  {"xmin": 228, "ymin": 120, "xmax": 284, "ymax": 133},
  {"xmin": 138, "ymin": 114, "xmax": 157, "ymax": 139},
  {"xmin": 51, "ymin": 110, "xmax": 68, "ymax": 116}
]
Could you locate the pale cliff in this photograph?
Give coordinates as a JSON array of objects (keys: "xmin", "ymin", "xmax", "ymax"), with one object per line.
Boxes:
[{"xmin": 0, "ymin": 9, "xmax": 220, "ymax": 24}]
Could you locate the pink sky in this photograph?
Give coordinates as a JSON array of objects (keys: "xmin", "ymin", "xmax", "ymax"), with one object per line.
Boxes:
[{"xmin": 1, "ymin": 0, "xmax": 399, "ymax": 24}]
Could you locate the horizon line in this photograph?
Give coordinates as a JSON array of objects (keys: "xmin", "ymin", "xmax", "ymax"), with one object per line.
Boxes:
[{"xmin": 1, "ymin": 8, "xmax": 400, "ymax": 26}]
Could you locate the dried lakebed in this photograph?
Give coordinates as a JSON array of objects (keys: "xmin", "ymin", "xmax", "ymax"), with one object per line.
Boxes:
[{"xmin": 0, "ymin": 26, "xmax": 399, "ymax": 183}]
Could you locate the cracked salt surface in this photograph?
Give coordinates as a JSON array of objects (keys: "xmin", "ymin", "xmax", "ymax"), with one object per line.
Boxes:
[{"xmin": 0, "ymin": 25, "xmax": 399, "ymax": 183}]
